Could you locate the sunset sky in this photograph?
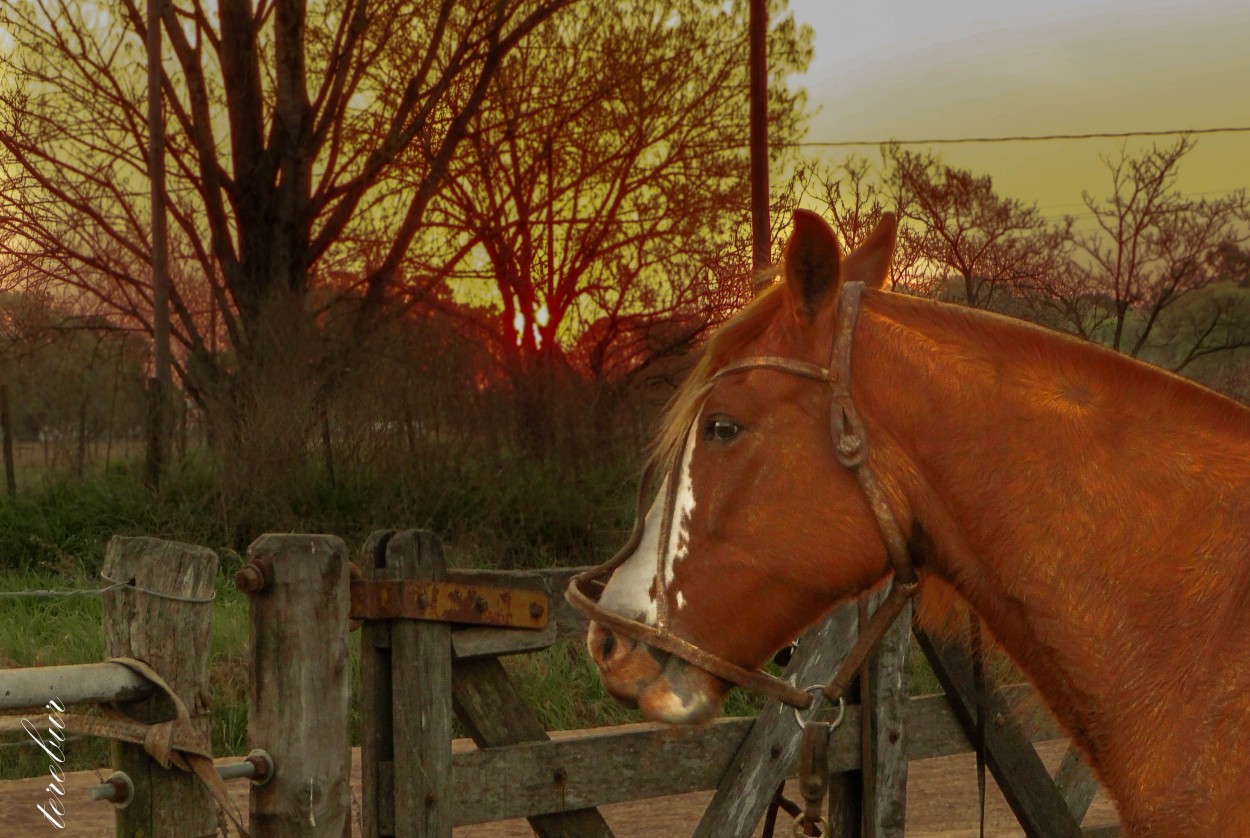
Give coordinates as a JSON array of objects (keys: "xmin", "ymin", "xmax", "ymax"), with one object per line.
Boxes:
[{"xmin": 784, "ymin": 0, "xmax": 1250, "ymax": 225}]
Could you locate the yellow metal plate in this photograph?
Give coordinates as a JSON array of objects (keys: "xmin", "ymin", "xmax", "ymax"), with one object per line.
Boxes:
[{"xmin": 350, "ymin": 580, "xmax": 548, "ymax": 629}]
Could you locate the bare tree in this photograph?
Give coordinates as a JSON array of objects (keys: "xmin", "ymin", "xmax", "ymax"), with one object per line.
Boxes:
[
  {"xmin": 0, "ymin": 0, "xmax": 575, "ymax": 529},
  {"xmin": 885, "ymin": 146, "xmax": 1070, "ymax": 310},
  {"xmin": 415, "ymin": 0, "xmax": 811, "ymax": 450},
  {"xmin": 1056, "ymin": 139, "xmax": 1250, "ymax": 363}
]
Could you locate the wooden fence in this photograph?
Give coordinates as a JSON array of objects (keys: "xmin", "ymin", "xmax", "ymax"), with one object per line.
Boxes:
[{"xmin": 1, "ymin": 530, "xmax": 1119, "ymax": 836}]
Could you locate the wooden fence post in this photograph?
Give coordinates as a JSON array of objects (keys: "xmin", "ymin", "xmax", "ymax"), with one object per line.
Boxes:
[
  {"xmin": 864, "ymin": 588, "xmax": 913, "ymax": 837},
  {"xmin": 1, "ymin": 382, "xmax": 17, "ymax": 494},
  {"xmin": 242, "ymin": 534, "xmax": 352, "ymax": 837},
  {"xmin": 360, "ymin": 530, "xmax": 454, "ymax": 838},
  {"xmin": 102, "ymin": 536, "xmax": 218, "ymax": 837},
  {"xmin": 692, "ymin": 601, "xmax": 860, "ymax": 837}
]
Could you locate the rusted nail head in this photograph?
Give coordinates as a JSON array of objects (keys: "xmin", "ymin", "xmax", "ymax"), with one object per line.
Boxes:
[
  {"xmin": 245, "ymin": 749, "xmax": 275, "ymax": 786},
  {"xmin": 233, "ymin": 563, "xmax": 268, "ymax": 594},
  {"xmin": 529, "ymin": 602, "xmax": 544, "ymax": 619},
  {"xmin": 474, "ymin": 597, "xmax": 488, "ymax": 614},
  {"xmin": 109, "ymin": 776, "xmax": 132, "ymax": 805}
]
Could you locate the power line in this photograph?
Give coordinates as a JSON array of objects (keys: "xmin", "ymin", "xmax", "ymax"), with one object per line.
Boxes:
[{"xmin": 789, "ymin": 126, "xmax": 1250, "ymax": 148}]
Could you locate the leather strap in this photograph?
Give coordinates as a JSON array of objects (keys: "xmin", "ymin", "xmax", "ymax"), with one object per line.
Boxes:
[
  {"xmin": 566, "ymin": 570, "xmax": 816, "ymax": 707},
  {"xmin": 972, "ymin": 613, "xmax": 988, "ymax": 838}
]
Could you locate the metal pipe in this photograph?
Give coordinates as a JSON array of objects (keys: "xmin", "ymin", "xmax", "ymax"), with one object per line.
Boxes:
[
  {"xmin": 0, "ymin": 662, "xmax": 152, "ymax": 710},
  {"xmin": 87, "ymin": 750, "xmax": 274, "ymax": 805}
]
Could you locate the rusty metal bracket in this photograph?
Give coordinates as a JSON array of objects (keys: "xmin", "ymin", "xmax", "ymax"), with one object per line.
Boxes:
[{"xmin": 350, "ymin": 579, "xmax": 549, "ymax": 629}]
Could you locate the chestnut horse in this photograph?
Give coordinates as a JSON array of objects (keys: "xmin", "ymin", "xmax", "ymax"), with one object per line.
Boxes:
[{"xmin": 578, "ymin": 210, "xmax": 1250, "ymax": 835}]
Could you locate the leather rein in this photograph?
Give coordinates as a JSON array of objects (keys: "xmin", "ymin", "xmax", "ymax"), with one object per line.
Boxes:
[{"xmin": 565, "ymin": 281, "xmax": 920, "ymax": 712}]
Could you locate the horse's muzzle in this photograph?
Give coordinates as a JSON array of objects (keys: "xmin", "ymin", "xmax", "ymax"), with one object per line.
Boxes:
[{"xmin": 586, "ymin": 620, "xmax": 726, "ymax": 724}]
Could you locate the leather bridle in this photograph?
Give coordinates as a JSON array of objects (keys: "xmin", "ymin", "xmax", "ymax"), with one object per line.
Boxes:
[{"xmin": 565, "ymin": 281, "xmax": 920, "ymax": 711}]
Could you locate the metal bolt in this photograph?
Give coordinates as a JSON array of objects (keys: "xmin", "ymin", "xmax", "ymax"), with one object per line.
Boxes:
[
  {"xmin": 529, "ymin": 602, "xmax": 544, "ymax": 620},
  {"xmin": 219, "ymin": 749, "xmax": 276, "ymax": 787},
  {"xmin": 246, "ymin": 749, "xmax": 275, "ymax": 786},
  {"xmin": 92, "ymin": 753, "xmax": 276, "ymax": 802},
  {"xmin": 474, "ymin": 597, "xmax": 489, "ymax": 614},
  {"xmin": 88, "ymin": 771, "xmax": 134, "ymax": 809},
  {"xmin": 234, "ymin": 559, "xmax": 271, "ymax": 594}
]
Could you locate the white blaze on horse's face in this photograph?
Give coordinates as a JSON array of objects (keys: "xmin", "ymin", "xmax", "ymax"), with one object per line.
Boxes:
[{"xmin": 599, "ymin": 421, "xmax": 700, "ymax": 624}]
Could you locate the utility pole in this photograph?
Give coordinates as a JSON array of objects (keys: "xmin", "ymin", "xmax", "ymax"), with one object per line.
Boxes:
[
  {"xmin": 748, "ymin": 0, "xmax": 770, "ymax": 274},
  {"xmin": 144, "ymin": 0, "xmax": 172, "ymax": 489}
]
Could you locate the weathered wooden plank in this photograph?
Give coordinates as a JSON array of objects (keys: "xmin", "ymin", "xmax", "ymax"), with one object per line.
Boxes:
[
  {"xmin": 388, "ymin": 531, "xmax": 454, "ymax": 837},
  {"xmin": 903, "ymin": 683, "xmax": 1058, "ymax": 761},
  {"xmin": 1055, "ymin": 743, "xmax": 1100, "ymax": 823},
  {"xmin": 245, "ymin": 534, "xmax": 353, "ymax": 838},
  {"xmin": 831, "ymin": 620, "xmax": 864, "ymax": 838},
  {"xmin": 450, "ymin": 620, "xmax": 556, "ymax": 659},
  {"xmin": 691, "ymin": 601, "xmax": 860, "ymax": 838},
  {"xmin": 361, "ymin": 532, "xmax": 396, "ymax": 838},
  {"xmin": 445, "ymin": 692, "xmax": 1076, "ymax": 826},
  {"xmin": 446, "ymin": 569, "xmax": 555, "ymax": 659},
  {"xmin": 452, "ymin": 718, "xmax": 756, "ymax": 825},
  {"xmin": 452, "ymin": 656, "xmax": 613, "ymax": 837},
  {"xmin": 102, "ymin": 536, "xmax": 218, "ymax": 838},
  {"xmin": 916, "ymin": 629, "xmax": 1083, "ymax": 838},
  {"xmin": 0, "ymin": 662, "xmax": 152, "ymax": 710},
  {"xmin": 865, "ymin": 591, "xmax": 913, "ymax": 837}
]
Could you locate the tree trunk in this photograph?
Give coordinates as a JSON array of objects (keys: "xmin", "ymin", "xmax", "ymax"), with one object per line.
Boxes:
[
  {"xmin": 143, "ymin": 376, "xmax": 166, "ymax": 489},
  {"xmin": 75, "ymin": 394, "xmax": 88, "ymax": 479},
  {"xmin": 205, "ymin": 294, "xmax": 325, "ymax": 545},
  {"xmin": 0, "ymin": 383, "xmax": 16, "ymax": 495}
]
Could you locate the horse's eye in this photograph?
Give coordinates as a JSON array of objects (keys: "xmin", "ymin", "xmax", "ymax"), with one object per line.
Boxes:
[{"xmin": 703, "ymin": 416, "xmax": 741, "ymax": 443}]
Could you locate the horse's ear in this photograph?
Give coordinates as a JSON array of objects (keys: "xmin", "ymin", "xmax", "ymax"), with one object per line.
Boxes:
[
  {"xmin": 783, "ymin": 209, "xmax": 842, "ymax": 322},
  {"xmin": 841, "ymin": 213, "xmax": 897, "ymax": 290}
]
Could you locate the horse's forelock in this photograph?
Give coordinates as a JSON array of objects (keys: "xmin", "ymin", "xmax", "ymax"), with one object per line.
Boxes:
[{"xmin": 646, "ymin": 284, "xmax": 787, "ymax": 477}]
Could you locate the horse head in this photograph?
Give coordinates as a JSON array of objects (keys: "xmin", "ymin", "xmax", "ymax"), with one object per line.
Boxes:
[{"xmin": 582, "ymin": 210, "xmax": 906, "ymax": 723}]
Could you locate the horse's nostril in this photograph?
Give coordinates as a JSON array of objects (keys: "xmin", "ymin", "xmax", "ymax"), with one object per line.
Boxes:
[{"xmin": 600, "ymin": 631, "xmax": 617, "ymax": 660}]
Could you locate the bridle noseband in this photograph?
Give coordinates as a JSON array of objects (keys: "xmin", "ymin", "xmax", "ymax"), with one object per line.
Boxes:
[{"xmin": 566, "ymin": 282, "xmax": 920, "ymax": 710}]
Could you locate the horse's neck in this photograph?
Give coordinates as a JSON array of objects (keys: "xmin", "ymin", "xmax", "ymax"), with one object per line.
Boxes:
[{"xmin": 857, "ymin": 295, "xmax": 1250, "ymax": 824}]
